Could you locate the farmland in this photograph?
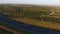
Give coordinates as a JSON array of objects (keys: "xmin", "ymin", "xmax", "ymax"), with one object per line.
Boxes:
[
  {"xmin": 1, "ymin": 4, "xmax": 60, "ymax": 30},
  {"xmin": 0, "ymin": 4, "xmax": 60, "ymax": 23}
]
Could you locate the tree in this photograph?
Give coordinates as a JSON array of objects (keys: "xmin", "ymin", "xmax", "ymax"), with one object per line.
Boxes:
[{"xmin": 16, "ymin": 7, "xmax": 24, "ymax": 18}]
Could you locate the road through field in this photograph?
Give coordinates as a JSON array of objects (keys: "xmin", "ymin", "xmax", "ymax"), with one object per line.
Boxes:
[
  {"xmin": 11, "ymin": 18, "xmax": 60, "ymax": 31},
  {"xmin": 0, "ymin": 14, "xmax": 60, "ymax": 34}
]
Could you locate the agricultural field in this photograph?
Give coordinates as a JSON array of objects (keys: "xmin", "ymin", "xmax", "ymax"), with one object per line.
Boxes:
[
  {"xmin": 1, "ymin": 4, "xmax": 60, "ymax": 23},
  {"xmin": 1, "ymin": 4, "xmax": 60, "ymax": 31}
]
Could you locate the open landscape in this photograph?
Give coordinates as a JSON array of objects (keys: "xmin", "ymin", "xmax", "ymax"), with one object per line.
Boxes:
[{"xmin": 1, "ymin": 4, "xmax": 60, "ymax": 31}]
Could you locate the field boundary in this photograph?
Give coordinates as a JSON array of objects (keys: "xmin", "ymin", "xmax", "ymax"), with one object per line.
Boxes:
[{"xmin": 11, "ymin": 18, "xmax": 60, "ymax": 31}]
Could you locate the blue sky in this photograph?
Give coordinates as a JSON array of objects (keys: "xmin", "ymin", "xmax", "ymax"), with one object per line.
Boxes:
[{"xmin": 0, "ymin": 0, "xmax": 60, "ymax": 6}]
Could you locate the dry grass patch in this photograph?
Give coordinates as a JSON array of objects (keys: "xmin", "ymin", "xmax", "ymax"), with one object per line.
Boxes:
[{"xmin": 10, "ymin": 18, "xmax": 60, "ymax": 31}]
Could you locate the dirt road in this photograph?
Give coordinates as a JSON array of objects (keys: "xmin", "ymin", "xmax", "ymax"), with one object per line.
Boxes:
[
  {"xmin": 0, "ymin": 25, "xmax": 21, "ymax": 34},
  {"xmin": 11, "ymin": 18, "xmax": 60, "ymax": 31}
]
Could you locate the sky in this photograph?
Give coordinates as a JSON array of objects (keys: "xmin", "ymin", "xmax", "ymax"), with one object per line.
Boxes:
[{"xmin": 0, "ymin": 0, "xmax": 60, "ymax": 6}]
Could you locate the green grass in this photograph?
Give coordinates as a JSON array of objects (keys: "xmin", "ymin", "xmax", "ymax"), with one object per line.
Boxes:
[
  {"xmin": 3, "ymin": 10, "xmax": 60, "ymax": 23},
  {"xmin": 43, "ymin": 16, "xmax": 60, "ymax": 23},
  {"xmin": 23, "ymin": 11, "xmax": 60, "ymax": 23}
]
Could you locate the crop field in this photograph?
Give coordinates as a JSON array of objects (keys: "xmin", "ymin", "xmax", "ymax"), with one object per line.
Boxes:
[
  {"xmin": 3, "ymin": 10, "xmax": 60, "ymax": 23},
  {"xmin": 1, "ymin": 4, "xmax": 60, "ymax": 31},
  {"xmin": 11, "ymin": 11, "xmax": 60, "ymax": 23}
]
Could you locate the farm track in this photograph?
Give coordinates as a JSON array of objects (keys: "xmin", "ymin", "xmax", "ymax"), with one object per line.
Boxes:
[{"xmin": 10, "ymin": 18, "xmax": 60, "ymax": 31}]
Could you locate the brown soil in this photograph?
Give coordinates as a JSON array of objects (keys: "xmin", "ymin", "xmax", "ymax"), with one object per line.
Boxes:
[{"xmin": 10, "ymin": 18, "xmax": 60, "ymax": 31}]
